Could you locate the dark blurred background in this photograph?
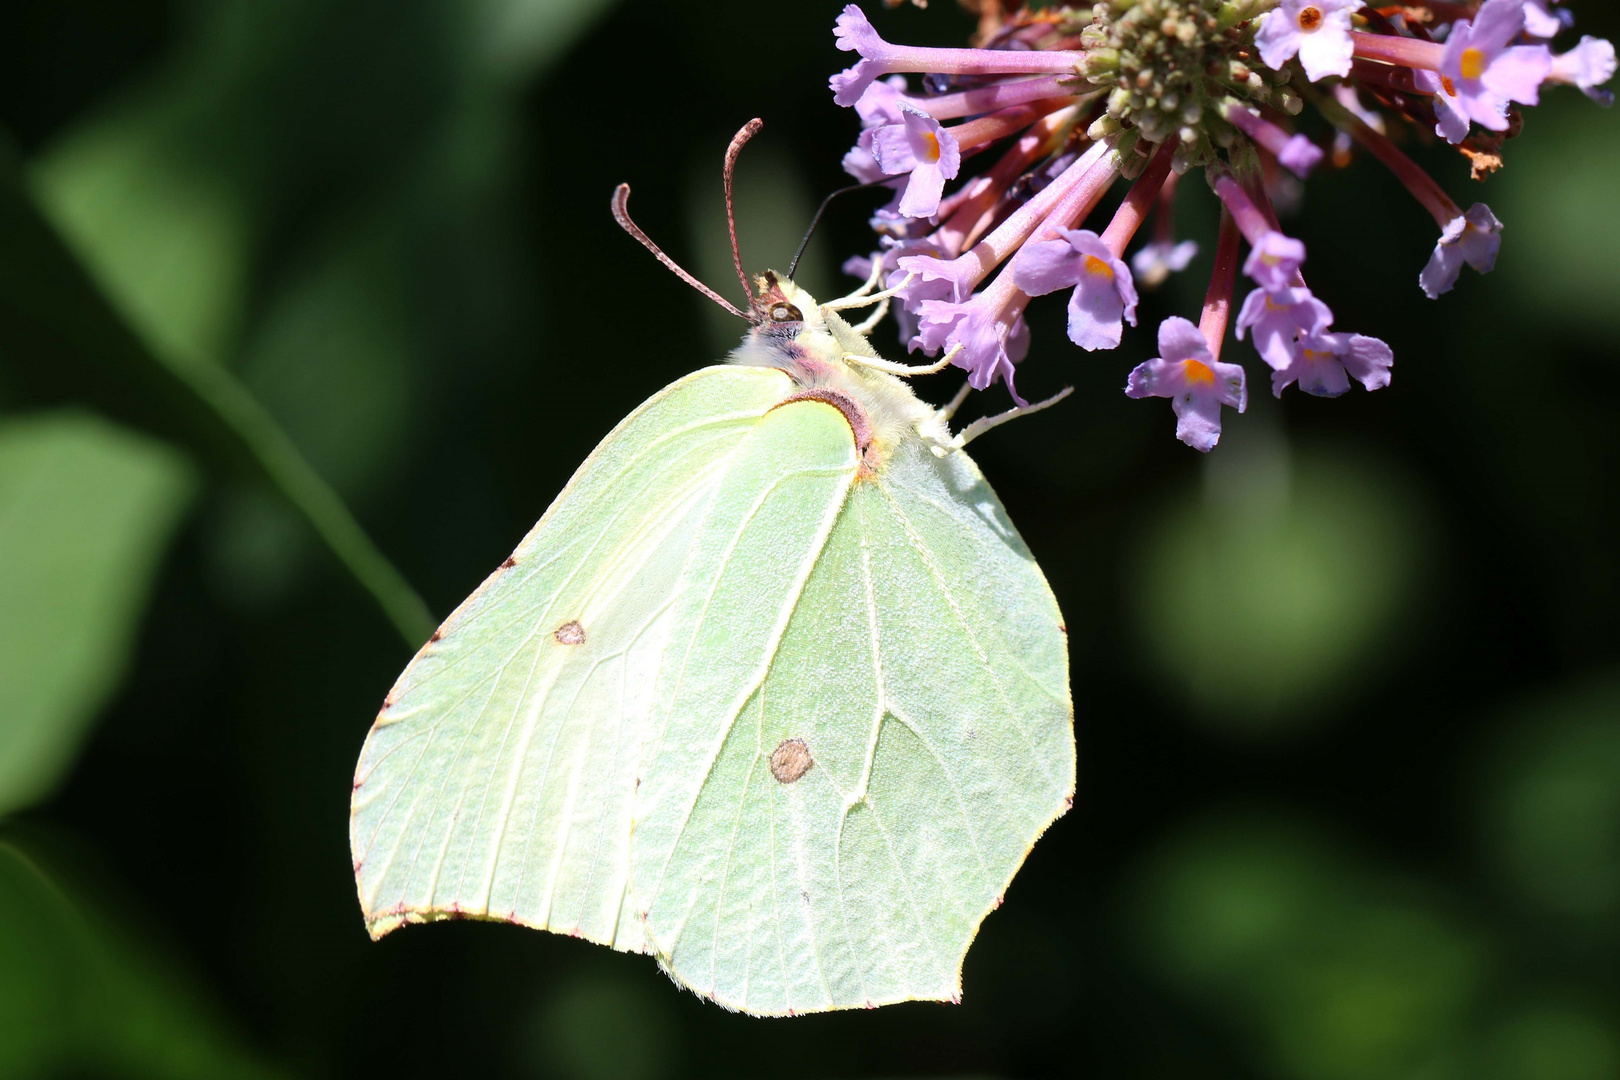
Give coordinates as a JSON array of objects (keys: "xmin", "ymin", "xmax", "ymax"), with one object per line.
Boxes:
[{"xmin": 1, "ymin": 1, "xmax": 1617, "ymax": 1077}]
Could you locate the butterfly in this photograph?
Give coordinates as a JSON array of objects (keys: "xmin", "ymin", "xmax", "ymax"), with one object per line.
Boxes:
[{"xmin": 349, "ymin": 120, "xmax": 1074, "ymax": 1016}]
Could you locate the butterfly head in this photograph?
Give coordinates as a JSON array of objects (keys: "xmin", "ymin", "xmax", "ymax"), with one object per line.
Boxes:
[
  {"xmin": 735, "ymin": 270, "xmax": 868, "ymax": 378},
  {"xmin": 750, "ymin": 270, "xmax": 811, "ymax": 335}
]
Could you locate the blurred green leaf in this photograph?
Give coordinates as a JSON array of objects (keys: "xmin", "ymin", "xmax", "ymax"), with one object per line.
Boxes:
[
  {"xmin": 1490, "ymin": 97, "xmax": 1620, "ymax": 337},
  {"xmin": 517, "ymin": 970, "xmax": 680, "ymax": 1080},
  {"xmin": 1479, "ymin": 999, "xmax": 1620, "ymax": 1080},
  {"xmin": 238, "ymin": 214, "xmax": 414, "ymax": 501},
  {"xmin": 32, "ymin": 88, "xmax": 248, "ymax": 367},
  {"xmin": 0, "ymin": 153, "xmax": 434, "ymax": 646},
  {"xmin": 0, "ymin": 834, "xmax": 287, "ymax": 1078},
  {"xmin": 1129, "ymin": 439, "xmax": 1429, "ymax": 733},
  {"xmin": 1476, "ymin": 675, "xmax": 1620, "ymax": 923},
  {"xmin": 473, "ymin": 0, "xmax": 627, "ymax": 84},
  {"xmin": 0, "ymin": 412, "xmax": 193, "ymax": 817},
  {"xmin": 1129, "ymin": 812, "xmax": 1487, "ymax": 1080}
]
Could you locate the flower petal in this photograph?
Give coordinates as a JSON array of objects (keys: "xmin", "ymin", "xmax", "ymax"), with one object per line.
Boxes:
[
  {"xmin": 1341, "ymin": 334, "xmax": 1394, "ymax": 391},
  {"xmin": 1484, "ymin": 45, "xmax": 1553, "ymax": 106},
  {"xmin": 896, "ymin": 164, "xmax": 948, "ymax": 218},
  {"xmin": 1458, "ymin": 202, "xmax": 1503, "ymax": 273},
  {"xmin": 855, "ymin": 75, "xmax": 910, "ymax": 127},
  {"xmin": 1469, "ymin": 0, "xmax": 1527, "ymax": 54},
  {"xmin": 1157, "ymin": 315, "xmax": 1212, "ymax": 364},
  {"xmin": 1011, "ymin": 239, "xmax": 1083, "ymax": 296},
  {"xmin": 834, "ymin": 4, "xmax": 883, "ymax": 55},
  {"xmin": 831, "ymin": 59, "xmax": 884, "ymax": 107},
  {"xmin": 1296, "ymin": 15, "xmax": 1356, "ymax": 81}
]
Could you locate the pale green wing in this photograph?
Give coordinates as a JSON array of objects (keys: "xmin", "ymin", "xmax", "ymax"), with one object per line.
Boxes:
[
  {"xmin": 349, "ymin": 364, "xmax": 857, "ymax": 950},
  {"xmin": 631, "ymin": 435, "xmax": 1073, "ymax": 1015}
]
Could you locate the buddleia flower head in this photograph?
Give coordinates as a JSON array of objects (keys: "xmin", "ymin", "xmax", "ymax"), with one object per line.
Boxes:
[{"xmin": 827, "ymin": 0, "xmax": 1615, "ymax": 450}]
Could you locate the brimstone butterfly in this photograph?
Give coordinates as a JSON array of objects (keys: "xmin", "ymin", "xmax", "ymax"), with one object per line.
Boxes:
[{"xmin": 349, "ymin": 124, "xmax": 1074, "ymax": 1016}]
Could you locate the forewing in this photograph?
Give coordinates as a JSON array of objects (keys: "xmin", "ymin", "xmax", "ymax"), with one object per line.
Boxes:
[
  {"xmin": 349, "ymin": 365, "xmax": 796, "ymax": 948},
  {"xmin": 634, "ymin": 436, "xmax": 1072, "ymax": 1015}
]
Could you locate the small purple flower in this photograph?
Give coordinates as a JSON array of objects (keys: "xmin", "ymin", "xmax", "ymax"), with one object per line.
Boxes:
[
  {"xmin": 1271, "ymin": 331, "xmax": 1394, "ymax": 397},
  {"xmin": 915, "ymin": 282, "xmax": 1032, "ymax": 398},
  {"xmin": 871, "ymin": 105, "xmax": 962, "ymax": 218},
  {"xmin": 1278, "ymin": 135, "xmax": 1326, "ymax": 177},
  {"xmin": 1126, "ymin": 316, "xmax": 1248, "ymax": 452},
  {"xmin": 1550, "ymin": 36, "xmax": 1617, "ymax": 105},
  {"xmin": 1236, "ymin": 286, "xmax": 1333, "ymax": 370},
  {"xmin": 1011, "ymin": 230, "xmax": 1139, "ymax": 351},
  {"xmin": 845, "ymin": 234, "xmax": 941, "ymax": 289},
  {"xmin": 895, "ymin": 252, "xmax": 983, "ymax": 306},
  {"xmin": 1131, "ymin": 240, "xmax": 1199, "ymax": 288},
  {"xmin": 829, "ymin": 4, "xmax": 1080, "ymax": 107},
  {"xmin": 869, "ymin": 196, "xmax": 935, "ymax": 241},
  {"xmin": 1437, "ymin": 0, "xmax": 1554, "ymax": 131},
  {"xmin": 1255, "ymin": 0, "xmax": 1362, "ymax": 82},
  {"xmin": 1243, "ymin": 232, "xmax": 1307, "ymax": 291},
  {"xmin": 846, "ymin": 241, "xmax": 936, "ymax": 343},
  {"xmin": 846, "ymin": 236, "xmax": 945, "ymax": 342},
  {"xmin": 1421, "ymin": 202, "xmax": 1503, "ymax": 298},
  {"xmin": 855, "ymin": 75, "xmax": 910, "ymax": 128},
  {"xmin": 1414, "ymin": 68, "xmax": 1473, "ymax": 144},
  {"xmin": 1220, "ymin": 100, "xmax": 1325, "ymax": 178},
  {"xmin": 842, "ymin": 128, "xmax": 887, "ymax": 183},
  {"xmin": 830, "ymin": 5, "xmax": 890, "ymax": 106}
]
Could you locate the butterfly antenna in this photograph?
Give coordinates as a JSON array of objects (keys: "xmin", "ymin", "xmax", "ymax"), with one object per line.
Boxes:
[
  {"xmin": 611, "ymin": 183, "xmax": 751, "ymax": 321},
  {"xmin": 723, "ymin": 118, "xmax": 764, "ymax": 310},
  {"xmin": 787, "ymin": 178, "xmax": 892, "ymax": 280}
]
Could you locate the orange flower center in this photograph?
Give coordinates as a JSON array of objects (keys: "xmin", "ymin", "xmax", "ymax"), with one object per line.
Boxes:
[
  {"xmin": 1183, "ymin": 359, "xmax": 1215, "ymax": 384},
  {"xmin": 1083, "ymin": 254, "xmax": 1115, "ymax": 280},
  {"xmin": 1441, "ymin": 74, "xmax": 1458, "ymax": 96},
  {"xmin": 1297, "ymin": 6, "xmax": 1323, "ymax": 31},
  {"xmin": 921, "ymin": 131, "xmax": 941, "ymax": 163},
  {"xmin": 1460, "ymin": 47, "xmax": 1487, "ymax": 81}
]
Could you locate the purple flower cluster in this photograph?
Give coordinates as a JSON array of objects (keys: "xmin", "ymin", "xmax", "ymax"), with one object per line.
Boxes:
[{"xmin": 828, "ymin": 0, "xmax": 1613, "ymax": 450}]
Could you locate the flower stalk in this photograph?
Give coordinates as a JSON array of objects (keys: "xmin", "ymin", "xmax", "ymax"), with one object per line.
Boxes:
[{"xmin": 1199, "ymin": 208, "xmax": 1243, "ymax": 359}]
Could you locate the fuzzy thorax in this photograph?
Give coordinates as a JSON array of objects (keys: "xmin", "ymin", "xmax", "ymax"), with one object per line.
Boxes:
[{"xmin": 727, "ymin": 272, "xmax": 948, "ymax": 475}]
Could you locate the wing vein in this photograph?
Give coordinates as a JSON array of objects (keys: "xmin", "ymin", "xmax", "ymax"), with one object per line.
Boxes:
[
  {"xmin": 876, "ymin": 482, "xmax": 1059, "ymax": 790},
  {"xmin": 639, "ymin": 463, "xmax": 856, "ymax": 947}
]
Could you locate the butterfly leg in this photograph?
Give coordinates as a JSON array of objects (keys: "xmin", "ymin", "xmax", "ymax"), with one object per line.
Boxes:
[
  {"xmin": 848, "ymin": 297, "xmax": 890, "ymax": 336},
  {"xmin": 932, "ymin": 386, "xmax": 1074, "ymax": 456},
  {"xmin": 823, "ymin": 271, "xmax": 917, "ymax": 313},
  {"xmin": 826, "ymin": 258, "xmax": 885, "ymax": 307},
  {"xmin": 841, "ymin": 343, "xmax": 961, "ymax": 378},
  {"xmin": 938, "ymin": 379, "xmax": 972, "ymax": 422}
]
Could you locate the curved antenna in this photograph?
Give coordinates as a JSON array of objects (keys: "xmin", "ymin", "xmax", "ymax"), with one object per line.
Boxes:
[
  {"xmin": 723, "ymin": 118, "xmax": 764, "ymax": 309},
  {"xmin": 787, "ymin": 178, "xmax": 892, "ymax": 279},
  {"xmin": 610, "ymin": 183, "xmax": 750, "ymax": 321}
]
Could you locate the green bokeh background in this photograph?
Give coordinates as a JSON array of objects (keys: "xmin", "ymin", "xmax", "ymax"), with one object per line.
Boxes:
[{"xmin": 1, "ymin": 1, "xmax": 1617, "ymax": 1077}]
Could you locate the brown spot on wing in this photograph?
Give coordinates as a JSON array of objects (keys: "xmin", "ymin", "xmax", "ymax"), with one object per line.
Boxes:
[
  {"xmin": 554, "ymin": 620, "xmax": 586, "ymax": 645},
  {"xmin": 769, "ymin": 738, "xmax": 814, "ymax": 784}
]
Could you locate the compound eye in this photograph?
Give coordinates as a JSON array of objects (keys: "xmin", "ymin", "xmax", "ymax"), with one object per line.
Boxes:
[{"xmin": 769, "ymin": 302, "xmax": 803, "ymax": 323}]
